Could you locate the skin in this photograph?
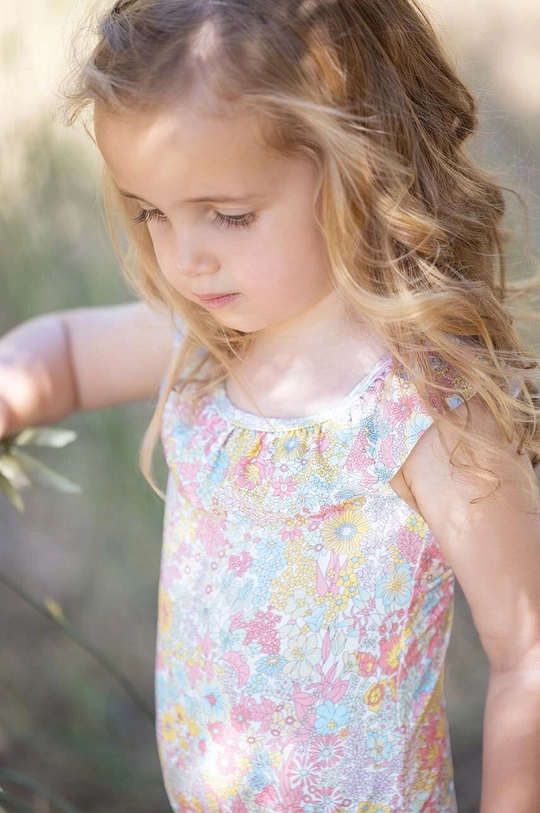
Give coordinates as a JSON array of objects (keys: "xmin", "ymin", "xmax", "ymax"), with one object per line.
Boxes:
[{"xmin": 93, "ymin": 101, "xmax": 390, "ymax": 418}]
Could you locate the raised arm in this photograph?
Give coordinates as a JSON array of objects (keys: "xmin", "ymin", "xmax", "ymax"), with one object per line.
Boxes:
[{"xmin": 0, "ymin": 301, "xmax": 175, "ymax": 438}]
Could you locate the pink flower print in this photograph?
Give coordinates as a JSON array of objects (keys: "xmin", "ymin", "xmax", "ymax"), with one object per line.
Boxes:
[
  {"xmin": 231, "ymin": 695, "xmax": 255, "ymax": 731},
  {"xmin": 231, "ymin": 797, "xmax": 249, "ymax": 813},
  {"xmin": 380, "ymin": 434, "xmax": 397, "ymax": 470},
  {"xmin": 241, "ymin": 609, "xmax": 282, "ymax": 654},
  {"xmin": 229, "ymin": 551, "xmax": 253, "ymax": 577},
  {"xmin": 271, "ymin": 476, "xmax": 296, "ymax": 497},
  {"xmin": 397, "ymin": 527, "xmax": 423, "ymax": 563},
  {"xmin": 234, "ymin": 456, "xmax": 269, "ymax": 490},
  {"xmin": 379, "ymin": 634, "xmax": 403, "ymax": 676},
  {"xmin": 355, "ymin": 651, "xmax": 377, "ymax": 677},
  {"xmin": 308, "ymin": 734, "xmax": 344, "ymax": 768},
  {"xmin": 309, "ymin": 785, "xmax": 352, "ymax": 813},
  {"xmin": 280, "ymin": 526, "xmax": 302, "ymax": 542},
  {"xmin": 207, "ymin": 721, "xmax": 223, "ymax": 741},
  {"xmin": 386, "ymin": 395, "xmax": 416, "ymax": 426}
]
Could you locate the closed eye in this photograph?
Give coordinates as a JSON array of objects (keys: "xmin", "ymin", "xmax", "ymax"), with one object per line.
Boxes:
[{"xmin": 132, "ymin": 208, "xmax": 258, "ymax": 229}]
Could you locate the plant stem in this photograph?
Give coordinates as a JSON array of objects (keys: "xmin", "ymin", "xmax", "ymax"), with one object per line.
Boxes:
[
  {"xmin": 0, "ymin": 570, "xmax": 155, "ymax": 723},
  {"xmin": 0, "ymin": 769, "xmax": 82, "ymax": 813}
]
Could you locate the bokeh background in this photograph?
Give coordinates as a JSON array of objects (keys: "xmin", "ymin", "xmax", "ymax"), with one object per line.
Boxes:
[{"xmin": 1, "ymin": 1, "xmax": 539, "ymax": 811}]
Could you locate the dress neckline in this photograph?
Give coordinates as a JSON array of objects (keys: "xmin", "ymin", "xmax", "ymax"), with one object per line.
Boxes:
[{"xmin": 214, "ymin": 350, "xmax": 394, "ymax": 432}]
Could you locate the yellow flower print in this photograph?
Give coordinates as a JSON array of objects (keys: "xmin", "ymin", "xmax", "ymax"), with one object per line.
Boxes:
[
  {"xmin": 188, "ymin": 717, "xmax": 199, "ymax": 738},
  {"xmin": 330, "ymin": 594, "xmax": 349, "ymax": 613},
  {"xmin": 158, "ymin": 589, "xmax": 173, "ymax": 635},
  {"xmin": 364, "ymin": 681, "xmax": 386, "ymax": 712},
  {"xmin": 357, "ymin": 803, "xmax": 391, "ymax": 813},
  {"xmin": 336, "ymin": 568, "xmax": 360, "ymax": 591},
  {"xmin": 160, "ymin": 710, "xmax": 178, "ymax": 743},
  {"xmin": 274, "ymin": 432, "xmax": 309, "ymax": 462},
  {"xmin": 405, "ymin": 513, "xmax": 428, "ymax": 537},
  {"xmin": 321, "ymin": 509, "xmax": 369, "ymax": 555}
]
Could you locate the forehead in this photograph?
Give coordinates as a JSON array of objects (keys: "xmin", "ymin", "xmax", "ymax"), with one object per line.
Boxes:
[{"xmin": 94, "ymin": 102, "xmax": 287, "ymax": 199}]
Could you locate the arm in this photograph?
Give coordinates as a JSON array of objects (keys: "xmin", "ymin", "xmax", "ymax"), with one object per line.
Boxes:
[
  {"xmin": 399, "ymin": 397, "xmax": 540, "ymax": 813},
  {"xmin": 0, "ymin": 301, "xmax": 175, "ymax": 437}
]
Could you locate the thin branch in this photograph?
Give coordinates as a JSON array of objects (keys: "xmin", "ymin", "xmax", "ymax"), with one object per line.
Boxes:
[{"xmin": 0, "ymin": 570, "xmax": 155, "ymax": 723}]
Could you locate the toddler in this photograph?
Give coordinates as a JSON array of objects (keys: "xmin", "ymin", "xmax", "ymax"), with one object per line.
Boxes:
[{"xmin": 2, "ymin": 0, "xmax": 540, "ymax": 811}]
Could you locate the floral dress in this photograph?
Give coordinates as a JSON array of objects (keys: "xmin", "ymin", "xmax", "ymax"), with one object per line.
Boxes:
[{"xmin": 156, "ymin": 334, "xmax": 477, "ymax": 813}]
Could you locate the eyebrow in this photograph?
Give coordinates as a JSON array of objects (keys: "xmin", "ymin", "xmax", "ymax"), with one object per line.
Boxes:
[{"xmin": 119, "ymin": 189, "xmax": 265, "ymax": 205}]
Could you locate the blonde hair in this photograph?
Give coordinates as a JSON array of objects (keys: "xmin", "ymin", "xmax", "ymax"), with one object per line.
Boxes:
[{"xmin": 60, "ymin": 0, "xmax": 540, "ymax": 506}]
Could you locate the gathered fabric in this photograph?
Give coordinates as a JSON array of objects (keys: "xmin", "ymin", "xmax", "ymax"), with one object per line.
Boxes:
[{"xmin": 156, "ymin": 339, "xmax": 476, "ymax": 813}]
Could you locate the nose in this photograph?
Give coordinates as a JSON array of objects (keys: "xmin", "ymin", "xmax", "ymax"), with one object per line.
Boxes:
[{"xmin": 172, "ymin": 229, "xmax": 218, "ymax": 278}]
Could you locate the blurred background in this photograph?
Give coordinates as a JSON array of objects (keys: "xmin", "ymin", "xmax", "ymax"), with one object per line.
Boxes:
[{"xmin": 0, "ymin": 1, "xmax": 539, "ymax": 811}]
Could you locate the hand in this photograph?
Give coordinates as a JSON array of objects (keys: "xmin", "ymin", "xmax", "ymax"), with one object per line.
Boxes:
[{"xmin": 0, "ymin": 352, "xmax": 47, "ymax": 440}]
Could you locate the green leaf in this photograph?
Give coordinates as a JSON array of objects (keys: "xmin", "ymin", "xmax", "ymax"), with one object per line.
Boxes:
[
  {"xmin": 13, "ymin": 427, "xmax": 77, "ymax": 448},
  {"xmin": 0, "ymin": 473, "xmax": 25, "ymax": 513},
  {"xmin": 0, "ymin": 454, "xmax": 32, "ymax": 490},
  {"xmin": 9, "ymin": 449, "xmax": 81, "ymax": 494}
]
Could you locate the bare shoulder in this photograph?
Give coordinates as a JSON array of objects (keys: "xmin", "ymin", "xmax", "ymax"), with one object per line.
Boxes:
[{"xmin": 398, "ymin": 393, "xmax": 540, "ymax": 672}]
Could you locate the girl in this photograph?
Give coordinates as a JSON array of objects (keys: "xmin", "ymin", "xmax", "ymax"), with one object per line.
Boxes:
[{"xmin": 2, "ymin": 0, "xmax": 540, "ymax": 811}]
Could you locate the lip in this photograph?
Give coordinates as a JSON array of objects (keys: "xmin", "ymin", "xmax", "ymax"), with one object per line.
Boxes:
[{"xmin": 194, "ymin": 292, "xmax": 241, "ymax": 310}]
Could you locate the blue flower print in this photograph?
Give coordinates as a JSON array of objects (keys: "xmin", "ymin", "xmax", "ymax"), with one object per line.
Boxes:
[
  {"xmin": 245, "ymin": 674, "xmax": 269, "ymax": 695},
  {"xmin": 256, "ymin": 654, "xmax": 286, "ymax": 676},
  {"xmin": 199, "ymin": 683, "xmax": 229, "ymax": 720},
  {"xmin": 404, "ymin": 412, "xmax": 432, "ymax": 448},
  {"xmin": 314, "ymin": 700, "xmax": 351, "ymax": 734},
  {"xmin": 375, "ymin": 564, "xmax": 413, "ymax": 609},
  {"xmin": 366, "ymin": 730, "xmax": 392, "ymax": 763},
  {"xmin": 446, "ymin": 393, "xmax": 465, "ymax": 410}
]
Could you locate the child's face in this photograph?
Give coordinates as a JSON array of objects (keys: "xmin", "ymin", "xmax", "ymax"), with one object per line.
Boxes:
[{"xmin": 94, "ymin": 102, "xmax": 334, "ymax": 334}]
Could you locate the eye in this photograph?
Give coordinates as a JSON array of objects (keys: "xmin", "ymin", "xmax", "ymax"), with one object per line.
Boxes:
[
  {"xmin": 132, "ymin": 209, "xmax": 258, "ymax": 228},
  {"xmin": 213, "ymin": 211, "xmax": 258, "ymax": 229},
  {"xmin": 132, "ymin": 208, "xmax": 167, "ymax": 225}
]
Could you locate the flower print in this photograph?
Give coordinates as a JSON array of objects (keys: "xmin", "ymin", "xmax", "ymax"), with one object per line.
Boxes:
[
  {"xmin": 308, "ymin": 784, "xmax": 352, "ymax": 812},
  {"xmin": 283, "ymin": 627, "xmax": 321, "ymax": 679},
  {"xmin": 158, "ymin": 589, "xmax": 173, "ymax": 635},
  {"xmin": 308, "ymin": 734, "xmax": 344, "ymax": 768},
  {"xmin": 234, "ymin": 456, "xmax": 271, "ymax": 490},
  {"xmin": 336, "ymin": 567, "xmax": 360, "ymax": 592},
  {"xmin": 229, "ymin": 551, "xmax": 253, "ymax": 577},
  {"xmin": 256, "ymin": 653, "xmax": 286, "ymax": 677},
  {"xmin": 379, "ymin": 634, "xmax": 404, "ymax": 676},
  {"xmin": 244, "ymin": 674, "xmax": 269, "ymax": 695},
  {"xmin": 271, "ymin": 701, "xmax": 301, "ymax": 736},
  {"xmin": 231, "ymin": 695, "xmax": 255, "ymax": 731},
  {"xmin": 404, "ymin": 411, "xmax": 432, "ymax": 449},
  {"xmin": 271, "ymin": 476, "xmax": 296, "ymax": 497},
  {"xmin": 375, "ymin": 563, "xmax": 413, "ymax": 609},
  {"xmin": 396, "ymin": 527, "xmax": 423, "ymax": 563},
  {"xmin": 366, "ymin": 729, "xmax": 392, "ymax": 764},
  {"xmin": 280, "ymin": 516, "xmax": 304, "ymax": 542},
  {"xmin": 364, "ymin": 681, "xmax": 386, "ymax": 712},
  {"xmin": 314, "ymin": 700, "xmax": 350, "ymax": 734},
  {"xmin": 289, "ymin": 752, "xmax": 322, "ymax": 786},
  {"xmin": 355, "ymin": 651, "xmax": 377, "ymax": 677},
  {"xmin": 405, "ymin": 512, "xmax": 428, "ymax": 538},
  {"xmin": 160, "ymin": 709, "xmax": 180, "ymax": 743},
  {"xmin": 359, "ymin": 416, "xmax": 378, "ymax": 444},
  {"xmin": 199, "ymin": 683, "xmax": 229, "ymax": 720},
  {"xmin": 357, "ymin": 802, "xmax": 391, "ymax": 813},
  {"xmin": 282, "ymin": 587, "xmax": 309, "ymax": 620},
  {"xmin": 386, "ymin": 395, "xmax": 416, "ymax": 427},
  {"xmin": 321, "ymin": 509, "xmax": 369, "ymax": 555},
  {"xmin": 241, "ymin": 608, "xmax": 282, "ymax": 655},
  {"xmin": 273, "ymin": 433, "xmax": 310, "ymax": 462},
  {"xmin": 207, "ymin": 721, "xmax": 223, "ymax": 741}
]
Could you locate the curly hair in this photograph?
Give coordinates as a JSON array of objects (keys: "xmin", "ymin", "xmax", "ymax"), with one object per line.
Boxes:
[{"xmin": 59, "ymin": 0, "xmax": 540, "ymax": 504}]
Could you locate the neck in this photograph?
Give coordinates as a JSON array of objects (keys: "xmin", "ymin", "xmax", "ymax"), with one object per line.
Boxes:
[{"xmin": 247, "ymin": 290, "xmax": 361, "ymax": 366}]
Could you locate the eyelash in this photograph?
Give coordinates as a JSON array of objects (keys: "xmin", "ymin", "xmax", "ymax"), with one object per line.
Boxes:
[{"xmin": 132, "ymin": 209, "xmax": 258, "ymax": 229}]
